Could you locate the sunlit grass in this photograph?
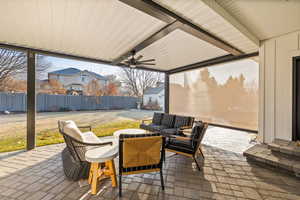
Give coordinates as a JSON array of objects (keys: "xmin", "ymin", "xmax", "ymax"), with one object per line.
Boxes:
[{"xmin": 0, "ymin": 120, "xmax": 140, "ymax": 153}]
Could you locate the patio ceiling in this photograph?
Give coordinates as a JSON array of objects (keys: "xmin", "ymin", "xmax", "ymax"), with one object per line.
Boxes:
[{"xmin": 0, "ymin": 0, "xmax": 299, "ymax": 72}]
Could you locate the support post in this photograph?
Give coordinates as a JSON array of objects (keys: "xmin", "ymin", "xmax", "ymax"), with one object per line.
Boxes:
[
  {"xmin": 164, "ymin": 73, "xmax": 169, "ymax": 114},
  {"xmin": 27, "ymin": 50, "xmax": 36, "ymax": 150}
]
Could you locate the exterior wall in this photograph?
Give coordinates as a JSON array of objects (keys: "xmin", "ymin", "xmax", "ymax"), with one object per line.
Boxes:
[
  {"xmin": 259, "ymin": 30, "xmax": 300, "ymax": 143},
  {"xmin": 49, "ymin": 72, "xmax": 107, "ymax": 91},
  {"xmin": 143, "ymin": 90, "xmax": 165, "ymax": 109}
]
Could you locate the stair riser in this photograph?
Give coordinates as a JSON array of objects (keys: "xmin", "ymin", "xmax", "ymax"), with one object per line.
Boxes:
[
  {"xmin": 268, "ymin": 139, "xmax": 300, "ymax": 158},
  {"xmin": 244, "ymin": 145, "xmax": 300, "ymax": 178}
]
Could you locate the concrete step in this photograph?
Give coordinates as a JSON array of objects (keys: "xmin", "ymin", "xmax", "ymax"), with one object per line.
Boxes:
[
  {"xmin": 244, "ymin": 144, "xmax": 300, "ymax": 178},
  {"xmin": 268, "ymin": 139, "xmax": 300, "ymax": 158}
]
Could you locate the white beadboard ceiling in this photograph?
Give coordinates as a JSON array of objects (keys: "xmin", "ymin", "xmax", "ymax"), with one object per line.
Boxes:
[
  {"xmin": 154, "ymin": 0, "xmax": 258, "ymax": 54},
  {"xmin": 0, "ymin": 0, "xmax": 166, "ymax": 61},
  {"xmin": 138, "ymin": 29, "xmax": 228, "ymax": 71},
  {"xmin": 216, "ymin": 0, "xmax": 300, "ymax": 40},
  {"xmin": 0, "ymin": 0, "xmax": 274, "ymax": 72}
]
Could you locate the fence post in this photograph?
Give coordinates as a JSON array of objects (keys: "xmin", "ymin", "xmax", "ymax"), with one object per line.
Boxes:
[{"xmin": 27, "ymin": 50, "xmax": 36, "ymax": 150}]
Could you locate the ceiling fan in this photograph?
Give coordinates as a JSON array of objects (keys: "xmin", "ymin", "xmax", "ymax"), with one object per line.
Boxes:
[{"xmin": 123, "ymin": 50, "xmax": 155, "ymax": 68}]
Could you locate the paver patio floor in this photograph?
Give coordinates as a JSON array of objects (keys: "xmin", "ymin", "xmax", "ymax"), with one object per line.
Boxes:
[{"xmin": 0, "ymin": 127, "xmax": 299, "ymax": 200}]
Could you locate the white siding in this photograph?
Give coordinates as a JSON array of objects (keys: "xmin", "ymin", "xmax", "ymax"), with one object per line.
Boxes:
[
  {"xmin": 49, "ymin": 72, "xmax": 107, "ymax": 91},
  {"xmin": 259, "ymin": 30, "xmax": 300, "ymax": 143}
]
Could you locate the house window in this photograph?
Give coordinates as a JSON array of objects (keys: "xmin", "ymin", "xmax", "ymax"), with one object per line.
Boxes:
[{"xmin": 81, "ymin": 74, "xmax": 87, "ymax": 82}]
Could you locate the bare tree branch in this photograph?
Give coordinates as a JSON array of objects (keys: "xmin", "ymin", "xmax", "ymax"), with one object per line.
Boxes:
[
  {"xmin": 0, "ymin": 48, "xmax": 51, "ymax": 86},
  {"xmin": 119, "ymin": 67, "xmax": 163, "ymax": 99}
]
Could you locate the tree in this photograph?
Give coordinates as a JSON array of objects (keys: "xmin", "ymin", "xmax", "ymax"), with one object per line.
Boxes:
[
  {"xmin": 39, "ymin": 79, "xmax": 66, "ymax": 94},
  {"xmin": 84, "ymin": 79, "xmax": 103, "ymax": 96},
  {"xmin": 0, "ymin": 78, "xmax": 27, "ymax": 92},
  {"xmin": 0, "ymin": 48, "xmax": 51, "ymax": 85},
  {"xmin": 104, "ymin": 82, "xmax": 118, "ymax": 96},
  {"xmin": 119, "ymin": 68, "xmax": 162, "ymax": 98}
]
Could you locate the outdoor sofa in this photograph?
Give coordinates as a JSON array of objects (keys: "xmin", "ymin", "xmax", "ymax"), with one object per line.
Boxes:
[{"xmin": 140, "ymin": 112, "xmax": 194, "ymax": 136}]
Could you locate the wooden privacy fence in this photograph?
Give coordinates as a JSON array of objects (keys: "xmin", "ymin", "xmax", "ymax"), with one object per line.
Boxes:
[{"xmin": 0, "ymin": 92, "xmax": 139, "ymax": 112}]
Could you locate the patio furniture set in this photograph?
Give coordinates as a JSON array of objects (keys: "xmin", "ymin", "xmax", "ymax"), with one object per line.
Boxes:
[{"xmin": 58, "ymin": 112, "xmax": 208, "ymax": 196}]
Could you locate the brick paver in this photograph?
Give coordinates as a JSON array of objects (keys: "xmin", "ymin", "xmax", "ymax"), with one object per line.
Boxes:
[{"xmin": 0, "ymin": 127, "xmax": 299, "ymax": 200}]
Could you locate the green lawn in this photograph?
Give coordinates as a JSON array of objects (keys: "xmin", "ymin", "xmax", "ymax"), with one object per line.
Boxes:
[{"xmin": 0, "ymin": 120, "xmax": 140, "ymax": 153}]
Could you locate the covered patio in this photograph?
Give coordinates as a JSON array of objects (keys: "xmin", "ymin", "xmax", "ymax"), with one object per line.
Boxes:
[
  {"xmin": 1, "ymin": 127, "xmax": 299, "ymax": 200},
  {"xmin": 1, "ymin": 0, "xmax": 300, "ymax": 199}
]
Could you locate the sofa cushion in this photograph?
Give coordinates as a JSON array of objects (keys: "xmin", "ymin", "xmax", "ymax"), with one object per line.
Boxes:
[
  {"xmin": 140, "ymin": 123, "xmax": 166, "ymax": 132},
  {"xmin": 140, "ymin": 123, "xmax": 151, "ymax": 131},
  {"xmin": 149, "ymin": 124, "xmax": 167, "ymax": 132},
  {"xmin": 152, "ymin": 112, "xmax": 164, "ymax": 125},
  {"xmin": 160, "ymin": 128, "xmax": 178, "ymax": 136},
  {"xmin": 161, "ymin": 114, "xmax": 175, "ymax": 128},
  {"xmin": 166, "ymin": 138, "xmax": 193, "ymax": 154},
  {"xmin": 60, "ymin": 120, "xmax": 84, "ymax": 142},
  {"xmin": 173, "ymin": 116, "xmax": 192, "ymax": 128}
]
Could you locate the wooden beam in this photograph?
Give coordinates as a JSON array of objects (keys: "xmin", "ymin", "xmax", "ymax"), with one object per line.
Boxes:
[
  {"xmin": 201, "ymin": 0, "xmax": 259, "ymax": 46},
  {"xmin": 168, "ymin": 52, "xmax": 258, "ymax": 74},
  {"xmin": 119, "ymin": 0, "xmax": 174, "ymax": 23},
  {"xmin": 119, "ymin": 0, "xmax": 243, "ymax": 55},
  {"xmin": 27, "ymin": 50, "xmax": 36, "ymax": 150},
  {"xmin": 113, "ymin": 21, "xmax": 182, "ymax": 64}
]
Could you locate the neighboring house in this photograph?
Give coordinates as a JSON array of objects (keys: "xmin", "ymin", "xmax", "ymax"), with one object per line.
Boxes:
[
  {"xmin": 48, "ymin": 68, "xmax": 108, "ymax": 93},
  {"xmin": 143, "ymin": 82, "xmax": 164, "ymax": 110}
]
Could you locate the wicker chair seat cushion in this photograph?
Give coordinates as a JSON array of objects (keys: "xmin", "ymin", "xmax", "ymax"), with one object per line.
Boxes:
[
  {"xmin": 81, "ymin": 131, "xmax": 102, "ymax": 144},
  {"xmin": 152, "ymin": 113, "xmax": 164, "ymax": 125},
  {"xmin": 60, "ymin": 120, "xmax": 84, "ymax": 142}
]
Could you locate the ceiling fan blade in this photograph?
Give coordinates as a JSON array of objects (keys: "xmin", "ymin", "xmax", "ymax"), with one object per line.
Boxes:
[
  {"xmin": 138, "ymin": 63, "xmax": 155, "ymax": 65},
  {"xmin": 136, "ymin": 65, "xmax": 147, "ymax": 68},
  {"xmin": 136, "ymin": 55, "xmax": 143, "ymax": 61},
  {"xmin": 139, "ymin": 59, "xmax": 155, "ymax": 63}
]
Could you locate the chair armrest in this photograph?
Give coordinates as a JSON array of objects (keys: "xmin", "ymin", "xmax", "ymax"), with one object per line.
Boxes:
[
  {"xmin": 181, "ymin": 129, "xmax": 192, "ymax": 135},
  {"xmin": 179, "ymin": 125, "xmax": 192, "ymax": 130},
  {"xmin": 174, "ymin": 136, "xmax": 201, "ymax": 143},
  {"xmin": 83, "ymin": 141, "xmax": 113, "ymax": 146},
  {"xmin": 76, "ymin": 139, "xmax": 113, "ymax": 146},
  {"xmin": 172, "ymin": 136, "xmax": 191, "ymax": 141},
  {"xmin": 78, "ymin": 125, "xmax": 92, "ymax": 131},
  {"xmin": 141, "ymin": 118, "xmax": 152, "ymax": 124}
]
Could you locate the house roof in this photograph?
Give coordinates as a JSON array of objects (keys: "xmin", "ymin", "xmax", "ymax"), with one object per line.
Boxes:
[
  {"xmin": 144, "ymin": 86, "xmax": 164, "ymax": 95},
  {"xmin": 49, "ymin": 68, "xmax": 107, "ymax": 80},
  {"xmin": 49, "ymin": 68, "xmax": 81, "ymax": 75},
  {"xmin": 86, "ymin": 70, "xmax": 107, "ymax": 80}
]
